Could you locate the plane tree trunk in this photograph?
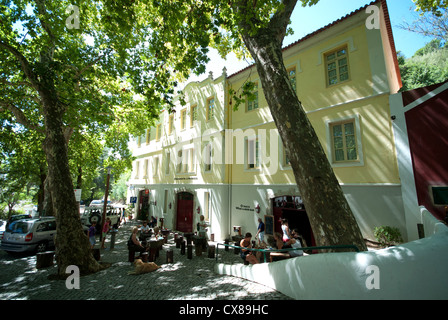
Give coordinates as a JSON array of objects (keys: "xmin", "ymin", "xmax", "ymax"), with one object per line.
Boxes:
[
  {"xmin": 237, "ymin": 0, "xmax": 367, "ymax": 251},
  {"xmin": 36, "ymin": 60, "xmax": 101, "ymax": 276}
]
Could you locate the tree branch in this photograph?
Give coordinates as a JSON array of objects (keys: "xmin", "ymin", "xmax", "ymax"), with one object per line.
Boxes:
[
  {"xmin": 0, "ymin": 100, "xmax": 44, "ymax": 134},
  {"xmin": 35, "ymin": 0, "xmax": 56, "ymax": 57},
  {"xmin": 0, "ymin": 78, "xmax": 35, "ymax": 89},
  {"xmin": 0, "ymin": 39, "xmax": 40, "ymax": 89},
  {"xmin": 75, "ymin": 50, "xmax": 111, "ymax": 80},
  {"xmin": 269, "ymin": 0, "xmax": 298, "ymax": 44}
]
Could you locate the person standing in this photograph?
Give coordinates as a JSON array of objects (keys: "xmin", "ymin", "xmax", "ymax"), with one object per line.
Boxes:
[
  {"xmin": 101, "ymin": 218, "xmax": 111, "ymax": 249},
  {"xmin": 255, "ymin": 218, "xmax": 265, "ymax": 245},
  {"xmin": 198, "ymin": 215, "xmax": 208, "ymax": 239},
  {"xmin": 88, "ymin": 222, "xmax": 97, "ymax": 249},
  {"xmin": 281, "ymin": 218, "xmax": 291, "ymax": 242}
]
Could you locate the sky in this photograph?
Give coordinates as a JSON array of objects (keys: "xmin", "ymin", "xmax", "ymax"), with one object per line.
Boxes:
[{"xmin": 188, "ymin": 0, "xmax": 431, "ymax": 82}]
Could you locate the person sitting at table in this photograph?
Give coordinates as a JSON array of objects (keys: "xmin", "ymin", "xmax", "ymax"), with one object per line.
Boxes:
[
  {"xmin": 240, "ymin": 232, "xmax": 259, "ymax": 264},
  {"xmin": 140, "ymin": 220, "xmax": 151, "ymax": 234},
  {"xmin": 139, "ymin": 220, "xmax": 151, "ymax": 243},
  {"xmin": 128, "ymin": 227, "xmax": 146, "ymax": 254},
  {"xmin": 149, "ymin": 216, "xmax": 157, "ymax": 228},
  {"xmin": 284, "ymin": 229, "xmax": 304, "ymax": 257},
  {"xmin": 272, "ymin": 232, "xmax": 284, "ymax": 249}
]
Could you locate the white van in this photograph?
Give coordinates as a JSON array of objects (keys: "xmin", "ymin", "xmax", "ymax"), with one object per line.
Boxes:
[{"xmin": 80, "ymin": 206, "xmax": 121, "ymax": 233}]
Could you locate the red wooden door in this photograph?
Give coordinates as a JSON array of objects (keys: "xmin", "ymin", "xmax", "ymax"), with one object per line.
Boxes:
[{"xmin": 176, "ymin": 192, "xmax": 194, "ymax": 232}]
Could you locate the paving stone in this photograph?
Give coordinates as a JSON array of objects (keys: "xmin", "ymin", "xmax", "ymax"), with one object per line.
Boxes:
[{"xmin": 0, "ymin": 221, "xmax": 292, "ymax": 300}]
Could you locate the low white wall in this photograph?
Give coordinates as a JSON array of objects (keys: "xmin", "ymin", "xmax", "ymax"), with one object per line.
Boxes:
[
  {"xmin": 215, "ymin": 223, "xmax": 448, "ymax": 299},
  {"xmin": 420, "ymin": 206, "xmax": 447, "ymax": 237}
]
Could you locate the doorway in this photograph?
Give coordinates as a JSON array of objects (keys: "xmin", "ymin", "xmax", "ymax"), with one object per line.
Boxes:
[
  {"xmin": 176, "ymin": 192, "xmax": 194, "ymax": 232},
  {"xmin": 138, "ymin": 189, "xmax": 150, "ymax": 221},
  {"xmin": 272, "ymin": 195, "xmax": 315, "ymax": 248}
]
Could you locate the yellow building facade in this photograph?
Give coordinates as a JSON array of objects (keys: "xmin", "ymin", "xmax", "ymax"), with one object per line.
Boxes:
[{"xmin": 127, "ymin": 0, "xmax": 406, "ymax": 242}]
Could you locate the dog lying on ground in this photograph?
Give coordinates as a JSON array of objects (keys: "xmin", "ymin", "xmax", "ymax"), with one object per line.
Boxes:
[{"xmin": 128, "ymin": 259, "xmax": 160, "ymax": 275}]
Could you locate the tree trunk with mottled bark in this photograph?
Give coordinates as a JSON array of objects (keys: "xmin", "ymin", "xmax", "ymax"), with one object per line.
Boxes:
[
  {"xmin": 238, "ymin": 0, "xmax": 367, "ymax": 252},
  {"xmin": 38, "ymin": 72, "xmax": 101, "ymax": 276}
]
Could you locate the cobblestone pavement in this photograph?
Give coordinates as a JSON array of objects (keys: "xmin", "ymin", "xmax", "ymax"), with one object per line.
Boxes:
[{"xmin": 0, "ymin": 221, "xmax": 292, "ymax": 301}]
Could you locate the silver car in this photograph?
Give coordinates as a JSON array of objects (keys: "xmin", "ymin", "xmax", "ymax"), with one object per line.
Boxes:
[{"xmin": 0, "ymin": 217, "xmax": 56, "ymax": 254}]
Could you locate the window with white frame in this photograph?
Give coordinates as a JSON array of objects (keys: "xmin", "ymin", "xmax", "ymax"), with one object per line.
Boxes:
[
  {"xmin": 204, "ymin": 192, "xmax": 210, "ymax": 221},
  {"xmin": 163, "ymin": 190, "xmax": 169, "ymax": 213},
  {"xmin": 246, "ymin": 137, "xmax": 260, "ymax": 169},
  {"xmin": 204, "ymin": 143, "xmax": 212, "ymax": 172},
  {"xmin": 177, "ymin": 148, "xmax": 195, "ymax": 173},
  {"xmin": 168, "ymin": 114, "xmax": 174, "ymax": 135},
  {"xmin": 190, "ymin": 105, "xmax": 197, "ymax": 127},
  {"xmin": 156, "ymin": 124, "xmax": 162, "ymax": 141},
  {"xmin": 145, "ymin": 129, "xmax": 150, "ymax": 145},
  {"xmin": 137, "ymin": 131, "xmax": 145, "ymax": 148},
  {"xmin": 143, "ymin": 159, "xmax": 149, "ymax": 178},
  {"xmin": 165, "ymin": 152, "xmax": 170, "ymax": 175},
  {"xmin": 206, "ymin": 98, "xmax": 215, "ymax": 121},
  {"xmin": 246, "ymin": 83, "xmax": 259, "ymax": 111},
  {"xmin": 134, "ymin": 161, "xmax": 140, "ymax": 179},
  {"xmin": 330, "ymin": 119, "xmax": 359, "ymax": 163},
  {"xmin": 325, "ymin": 46, "xmax": 350, "ymax": 86},
  {"xmin": 288, "ymin": 67, "xmax": 297, "ymax": 92},
  {"xmin": 180, "ymin": 109, "xmax": 187, "ymax": 130},
  {"xmin": 283, "ymin": 146, "xmax": 291, "ymax": 167},
  {"xmin": 153, "ymin": 156, "xmax": 159, "ymax": 176}
]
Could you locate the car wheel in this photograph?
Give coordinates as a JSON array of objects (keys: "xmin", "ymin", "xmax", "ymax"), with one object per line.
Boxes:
[
  {"xmin": 89, "ymin": 212, "xmax": 102, "ymax": 225},
  {"xmin": 36, "ymin": 241, "xmax": 48, "ymax": 253}
]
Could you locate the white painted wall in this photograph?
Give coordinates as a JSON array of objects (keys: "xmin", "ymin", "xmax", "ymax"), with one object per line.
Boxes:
[
  {"xmin": 342, "ymin": 184, "xmax": 406, "ymax": 241},
  {"xmin": 229, "ymin": 183, "xmax": 407, "ymax": 242},
  {"xmin": 131, "ymin": 184, "xmax": 231, "ymax": 241},
  {"xmin": 215, "ymin": 221, "xmax": 448, "ymax": 299}
]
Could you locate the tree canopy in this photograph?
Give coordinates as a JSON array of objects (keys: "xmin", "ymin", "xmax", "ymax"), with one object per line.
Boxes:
[
  {"xmin": 413, "ymin": 0, "xmax": 448, "ymax": 15},
  {"xmin": 399, "ymin": 39, "xmax": 448, "ymax": 91},
  {"xmin": 1, "ymin": 0, "xmax": 370, "ymax": 275}
]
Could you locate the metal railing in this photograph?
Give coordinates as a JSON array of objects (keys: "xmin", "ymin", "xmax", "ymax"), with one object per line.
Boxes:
[{"xmin": 216, "ymin": 242, "xmax": 360, "ymax": 263}]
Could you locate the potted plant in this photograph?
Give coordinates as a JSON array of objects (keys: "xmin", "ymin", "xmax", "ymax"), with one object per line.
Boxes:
[{"xmin": 373, "ymin": 226, "xmax": 403, "ymax": 248}]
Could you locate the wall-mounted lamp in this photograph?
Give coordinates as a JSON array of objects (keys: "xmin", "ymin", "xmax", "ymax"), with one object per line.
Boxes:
[
  {"xmin": 168, "ymin": 203, "xmax": 172, "ymax": 209},
  {"xmin": 197, "ymin": 206, "xmax": 201, "ymax": 214},
  {"xmin": 255, "ymin": 204, "xmax": 261, "ymax": 214}
]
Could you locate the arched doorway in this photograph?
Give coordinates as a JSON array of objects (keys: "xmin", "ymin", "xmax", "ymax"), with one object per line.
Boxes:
[
  {"xmin": 138, "ymin": 189, "xmax": 150, "ymax": 221},
  {"xmin": 176, "ymin": 192, "xmax": 194, "ymax": 232},
  {"xmin": 272, "ymin": 195, "xmax": 315, "ymax": 248}
]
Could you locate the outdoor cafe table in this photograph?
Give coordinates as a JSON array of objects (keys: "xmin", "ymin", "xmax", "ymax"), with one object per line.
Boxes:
[
  {"xmin": 161, "ymin": 229, "xmax": 171, "ymax": 243},
  {"xmin": 147, "ymin": 238, "xmax": 164, "ymax": 261}
]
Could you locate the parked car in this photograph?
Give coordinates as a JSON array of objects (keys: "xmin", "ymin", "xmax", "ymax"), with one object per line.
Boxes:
[
  {"xmin": 6, "ymin": 214, "xmax": 32, "ymax": 228},
  {"xmin": 89, "ymin": 200, "xmax": 111, "ymax": 207},
  {"xmin": 80, "ymin": 206, "xmax": 121, "ymax": 233},
  {"xmin": 89, "ymin": 200, "xmax": 102, "ymax": 207},
  {"xmin": 0, "ymin": 217, "xmax": 56, "ymax": 254}
]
